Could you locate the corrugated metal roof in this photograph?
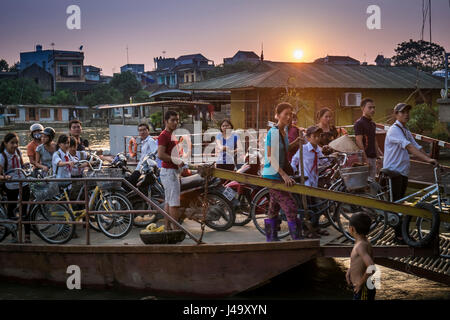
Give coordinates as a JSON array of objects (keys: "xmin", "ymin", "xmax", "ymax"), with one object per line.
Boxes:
[{"xmin": 181, "ymin": 61, "xmax": 444, "ymax": 90}]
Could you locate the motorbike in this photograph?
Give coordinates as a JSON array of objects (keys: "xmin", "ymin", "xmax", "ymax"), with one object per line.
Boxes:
[
  {"xmin": 112, "ymin": 152, "xmax": 239, "ymax": 231},
  {"xmin": 110, "ymin": 153, "xmax": 165, "ymax": 227}
]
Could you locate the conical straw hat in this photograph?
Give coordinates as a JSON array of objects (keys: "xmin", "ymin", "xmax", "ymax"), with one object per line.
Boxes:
[{"xmin": 328, "ymin": 134, "xmax": 360, "ymax": 153}]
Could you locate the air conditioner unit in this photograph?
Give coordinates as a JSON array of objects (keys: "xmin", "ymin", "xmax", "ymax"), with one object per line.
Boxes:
[{"xmin": 342, "ymin": 92, "xmax": 362, "ymax": 107}]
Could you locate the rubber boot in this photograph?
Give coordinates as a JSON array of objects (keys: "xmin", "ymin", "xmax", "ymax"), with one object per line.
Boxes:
[
  {"xmin": 264, "ymin": 218, "xmax": 280, "ymax": 242},
  {"xmin": 288, "ymin": 218, "xmax": 304, "ymax": 240}
]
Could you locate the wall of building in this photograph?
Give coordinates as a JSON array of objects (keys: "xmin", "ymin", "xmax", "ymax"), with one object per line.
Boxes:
[
  {"xmin": 230, "ymin": 91, "xmax": 246, "ymax": 129},
  {"xmin": 62, "ymin": 109, "xmax": 69, "ymax": 121},
  {"xmin": 229, "ymin": 87, "xmax": 441, "ymax": 130}
]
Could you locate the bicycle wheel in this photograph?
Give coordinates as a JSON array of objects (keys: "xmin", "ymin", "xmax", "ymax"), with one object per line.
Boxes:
[
  {"xmin": 334, "ymin": 193, "xmax": 388, "ymax": 244},
  {"xmin": 325, "ymin": 179, "xmax": 347, "ymax": 231},
  {"xmin": 250, "ymin": 188, "xmax": 290, "ymax": 239},
  {"xmin": 30, "ymin": 203, "xmax": 75, "ymax": 244},
  {"xmin": 401, "ymin": 202, "xmax": 440, "ymax": 248},
  {"xmin": 0, "ymin": 207, "xmax": 10, "ymax": 242},
  {"xmin": 95, "ymin": 192, "xmax": 133, "ymax": 239},
  {"xmin": 233, "ymin": 193, "xmax": 253, "ymax": 226}
]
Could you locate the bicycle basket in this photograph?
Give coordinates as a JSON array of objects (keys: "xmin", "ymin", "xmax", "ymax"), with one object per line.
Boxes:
[
  {"xmin": 91, "ymin": 167, "xmax": 123, "ymax": 190},
  {"xmin": 340, "ymin": 165, "xmax": 369, "ymax": 191},
  {"xmin": 31, "ymin": 181, "xmax": 60, "ymax": 201}
]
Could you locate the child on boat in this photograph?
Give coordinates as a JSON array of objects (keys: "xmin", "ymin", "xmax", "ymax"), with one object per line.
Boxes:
[
  {"xmin": 0, "ymin": 133, "xmax": 32, "ymax": 243},
  {"xmin": 52, "ymin": 134, "xmax": 75, "ymax": 188},
  {"xmin": 346, "ymin": 212, "xmax": 376, "ymax": 300},
  {"xmin": 290, "ymin": 125, "xmax": 329, "ymax": 237}
]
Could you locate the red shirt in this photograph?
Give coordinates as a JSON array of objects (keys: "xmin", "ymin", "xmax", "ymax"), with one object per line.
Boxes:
[
  {"xmin": 158, "ymin": 129, "xmax": 179, "ymax": 169},
  {"xmin": 27, "ymin": 140, "xmax": 40, "ymax": 162}
]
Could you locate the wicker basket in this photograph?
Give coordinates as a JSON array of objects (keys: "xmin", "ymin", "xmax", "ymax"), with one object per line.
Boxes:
[
  {"xmin": 340, "ymin": 165, "xmax": 369, "ymax": 191},
  {"xmin": 87, "ymin": 167, "xmax": 123, "ymax": 190},
  {"xmin": 139, "ymin": 230, "xmax": 186, "ymax": 244},
  {"xmin": 32, "ymin": 181, "xmax": 60, "ymax": 201}
]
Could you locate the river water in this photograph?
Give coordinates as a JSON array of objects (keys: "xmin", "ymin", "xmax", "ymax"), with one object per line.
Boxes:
[{"xmin": 0, "ymin": 127, "xmax": 449, "ymax": 300}]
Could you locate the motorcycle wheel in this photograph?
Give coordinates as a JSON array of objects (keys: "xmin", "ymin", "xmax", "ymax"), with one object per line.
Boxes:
[
  {"xmin": 204, "ymin": 192, "xmax": 235, "ymax": 231},
  {"xmin": 233, "ymin": 193, "xmax": 253, "ymax": 226}
]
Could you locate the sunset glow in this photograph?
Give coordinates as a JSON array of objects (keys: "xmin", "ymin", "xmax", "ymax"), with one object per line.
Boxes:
[{"xmin": 293, "ymin": 49, "xmax": 304, "ymax": 60}]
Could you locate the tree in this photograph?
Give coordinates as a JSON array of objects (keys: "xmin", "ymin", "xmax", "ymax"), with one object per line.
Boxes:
[
  {"xmin": 409, "ymin": 103, "xmax": 449, "ymax": 141},
  {"xmin": 0, "ymin": 78, "xmax": 42, "ymax": 104},
  {"xmin": 0, "ymin": 59, "xmax": 9, "ymax": 72},
  {"xmin": 133, "ymin": 89, "xmax": 150, "ymax": 103},
  {"xmin": 392, "ymin": 39, "xmax": 446, "ymax": 72},
  {"xmin": 110, "ymin": 71, "xmax": 142, "ymax": 101},
  {"xmin": 44, "ymin": 89, "xmax": 77, "ymax": 105},
  {"xmin": 81, "ymin": 84, "xmax": 123, "ymax": 106},
  {"xmin": 9, "ymin": 62, "xmax": 19, "ymax": 72}
]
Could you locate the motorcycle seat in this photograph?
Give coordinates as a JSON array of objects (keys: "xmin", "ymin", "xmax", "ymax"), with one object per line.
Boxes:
[{"xmin": 180, "ymin": 174, "xmax": 205, "ymax": 191}]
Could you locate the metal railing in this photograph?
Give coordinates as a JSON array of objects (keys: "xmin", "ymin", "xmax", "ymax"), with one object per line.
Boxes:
[{"xmin": 0, "ymin": 177, "xmax": 203, "ymax": 245}]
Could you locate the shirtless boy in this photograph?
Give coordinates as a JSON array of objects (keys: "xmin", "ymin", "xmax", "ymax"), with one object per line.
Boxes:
[{"xmin": 346, "ymin": 212, "xmax": 376, "ymax": 300}]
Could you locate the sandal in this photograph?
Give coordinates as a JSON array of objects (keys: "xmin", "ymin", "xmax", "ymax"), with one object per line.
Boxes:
[{"xmin": 305, "ymin": 230, "xmax": 321, "ymax": 239}]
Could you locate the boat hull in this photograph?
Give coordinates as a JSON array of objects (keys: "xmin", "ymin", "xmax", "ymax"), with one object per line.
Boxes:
[{"xmin": 0, "ymin": 240, "xmax": 320, "ymax": 297}]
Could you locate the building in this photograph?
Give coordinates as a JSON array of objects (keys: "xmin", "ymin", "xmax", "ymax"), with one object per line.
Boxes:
[
  {"xmin": 152, "ymin": 54, "xmax": 215, "ymax": 88},
  {"xmin": 224, "ymin": 51, "xmax": 260, "ymax": 65},
  {"xmin": 1, "ymin": 104, "xmax": 89, "ymax": 124},
  {"xmin": 20, "ymin": 44, "xmax": 86, "ymax": 93},
  {"xmin": 20, "ymin": 63, "xmax": 54, "ymax": 97},
  {"xmin": 0, "ymin": 63, "xmax": 53, "ymax": 97},
  {"xmin": 314, "ymin": 55, "xmax": 360, "ymax": 65},
  {"xmin": 120, "ymin": 64, "xmax": 145, "ymax": 74},
  {"xmin": 181, "ymin": 61, "xmax": 444, "ymax": 130},
  {"xmin": 84, "ymin": 65, "xmax": 102, "ymax": 81}
]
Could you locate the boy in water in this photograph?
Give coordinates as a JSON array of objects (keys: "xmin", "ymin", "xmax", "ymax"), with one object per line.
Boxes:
[{"xmin": 346, "ymin": 212, "xmax": 376, "ymax": 300}]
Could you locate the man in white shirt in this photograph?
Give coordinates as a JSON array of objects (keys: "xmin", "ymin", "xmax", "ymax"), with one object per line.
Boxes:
[
  {"xmin": 136, "ymin": 123, "xmax": 158, "ymax": 171},
  {"xmin": 383, "ymin": 103, "xmax": 438, "ymax": 199},
  {"xmin": 127, "ymin": 123, "xmax": 158, "ymax": 186},
  {"xmin": 383, "ymin": 103, "xmax": 437, "ymax": 242}
]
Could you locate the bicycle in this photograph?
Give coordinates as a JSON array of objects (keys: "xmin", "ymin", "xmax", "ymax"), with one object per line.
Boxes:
[
  {"xmin": 0, "ymin": 167, "xmax": 76, "ymax": 244},
  {"xmin": 375, "ymin": 165, "xmax": 447, "ymax": 247},
  {"xmin": 47, "ymin": 157, "xmax": 134, "ymax": 240},
  {"xmin": 250, "ymin": 153, "xmax": 349, "ymax": 238}
]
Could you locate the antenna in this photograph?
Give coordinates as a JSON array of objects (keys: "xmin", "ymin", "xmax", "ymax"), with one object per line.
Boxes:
[
  {"xmin": 50, "ymin": 42, "xmax": 55, "ymax": 51},
  {"xmin": 260, "ymin": 42, "xmax": 264, "ymax": 61},
  {"xmin": 162, "ymin": 50, "xmax": 166, "ymax": 58},
  {"xmin": 126, "ymin": 45, "xmax": 129, "ymax": 65}
]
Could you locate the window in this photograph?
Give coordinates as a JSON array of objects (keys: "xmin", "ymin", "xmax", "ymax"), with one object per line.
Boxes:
[
  {"xmin": 58, "ymin": 62, "xmax": 69, "ymax": 77},
  {"xmin": 191, "ymin": 74, "xmax": 195, "ymax": 82},
  {"xmin": 40, "ymin": 108, "xmax": 50, "ymax": 118},
  {"xmin": 134, "ymin": 107, "xmax": 139, "ymax": 118},
  {"xmin": 8, "ymin": 108, "xmax": 18, "ymax": 117},
  {"xmin": 29, "ymin": 108, "xmax": 36, "ymax": 120},
  {"xmin": 72, "ymin": 66, "xmax": 81, "ymax": 76}
]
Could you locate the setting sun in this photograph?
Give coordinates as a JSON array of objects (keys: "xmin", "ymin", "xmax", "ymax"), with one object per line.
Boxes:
[{"xmin": 293, "ymin": 49, "xmax": 304, "ymax": 60}]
